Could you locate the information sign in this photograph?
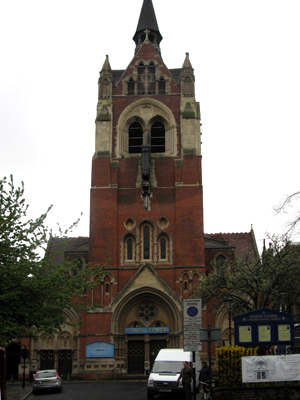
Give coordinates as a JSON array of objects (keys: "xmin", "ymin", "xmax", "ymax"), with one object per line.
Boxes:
[
  {"xmin": 86, "ymin": 341, "xmax": 114, "ymax": 358},
  {"xmin": 278, "ymin": 325, "xmax": 291, "ymax": 341},
  {"xmin": 239, "ymin": 326, "xmax": 252, "ymax": 343},
  {"xmin": 234, "ymin": 308, "xmax": 294, "ymax": 346},
  {"xmin": 242, "ymin": 354, "xmax": 300, "ymax": 383},
  {"xmin": 258, "ymin": 325, "xmax": 271, "ymax": 342},
  {"xmin": 183, "ymin": 299, "xmax": 202, "ymax": 351},
  {"xmin": 199, "ymin": 328, "xmax": 221, "ymax": 342}
]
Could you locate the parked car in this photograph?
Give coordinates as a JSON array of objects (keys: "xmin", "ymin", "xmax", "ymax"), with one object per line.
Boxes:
[{"xmin": 32, "ymin": 369, "xmax": 62, "ymax": 394}]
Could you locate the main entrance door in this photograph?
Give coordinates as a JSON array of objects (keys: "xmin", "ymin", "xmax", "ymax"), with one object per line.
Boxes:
[
  {"xmin": 58, "ymin": 350, "xmax": 72, "ymax": 378},
  {"xmin": 150, "ymin": 340, "xmax": 167, "ymax": 371},
  {"xmin": 128, "ymin": 341, "xmax": 145, "ymax": 374},
  {"xmin": 40, "ymin": 350, "xmax": 54, "ymax": 370}
]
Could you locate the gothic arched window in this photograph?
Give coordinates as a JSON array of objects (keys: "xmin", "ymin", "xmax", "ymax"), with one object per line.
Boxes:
[
  {"xmin": 128, "ymin": 77, "xmax": 135, "ymax": 95},
  {"xmin": 151, "ymin": 121, "xmax": 165, "ymax": 153},
  {"xmin": 160, "ymin": 237, "xmax": 166, "ymax": 259},
  {"xmin": 148, "ymin": 62, "xmax": 156, "ymax": 94},
  {"xmin": 129, "ymin": 121, "xmax": 143, "ymax": 154},
  {"xmin": 143, "ymin": 225, "xmax": 150, "ymax": 260},
  {"xmin": 216, "ymin": 255, "xmax": 226, "ymax": 270},
  {"xmin": 127, "ymin": 238, "xmax": 133, "ymax": 260},
  {"xmin": 124, "ymin": 235, "xmax": 135, "ymax": 263},
  {"xmin": 138, "ymin": 62, "xmax": 145, "ymax": 94},
  {"xmin": 158, "ymin": 76, "xmax": 166, "ymax": 94},
  {"xmin": 72, "ymin": 258, "xmax": 83, "ymax": 276},
  {"xmin": 158, "ymin": 236, "xmax": 169, "ymax": 261}
]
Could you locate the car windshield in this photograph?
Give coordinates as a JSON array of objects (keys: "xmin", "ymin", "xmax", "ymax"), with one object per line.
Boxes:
[
  {"xmin": 37, "ymin": 372, "xmax": 56, "ymax": 379},
  {"xmin": 152, "ymin": 361, "xmax": 187, "ymax": 373}
]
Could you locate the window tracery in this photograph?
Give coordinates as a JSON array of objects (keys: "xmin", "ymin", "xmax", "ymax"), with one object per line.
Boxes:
[{"xmin": 126, "ymin": 61, "xmax": 168, "ymax": 96}]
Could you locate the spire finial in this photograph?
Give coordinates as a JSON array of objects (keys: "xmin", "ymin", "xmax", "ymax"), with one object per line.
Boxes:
[{"xmin": 133, "ymin": 0, "xmax": 162, "ymax": 54}]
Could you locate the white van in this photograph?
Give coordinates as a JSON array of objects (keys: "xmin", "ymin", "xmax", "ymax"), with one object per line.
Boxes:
[{"xmin": 147, "ymin": 348, "xmax": 201, "ymax": 400}]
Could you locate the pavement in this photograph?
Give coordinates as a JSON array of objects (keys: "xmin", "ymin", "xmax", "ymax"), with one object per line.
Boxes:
[{"xmin": 4, "ymin": 383, "xmax": 32, "ymax": 400}]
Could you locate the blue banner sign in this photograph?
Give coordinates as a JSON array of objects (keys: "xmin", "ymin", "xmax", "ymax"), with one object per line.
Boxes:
[
  {"xmin": 86, "ymin": 341, "xmax": 114, "ymax": 358},
  {"xmin": 125, "ymin": 327, "xmax": 169, "ymax": 334}
]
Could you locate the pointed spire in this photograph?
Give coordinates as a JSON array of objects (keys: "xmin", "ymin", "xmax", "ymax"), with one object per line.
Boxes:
[
  {"xmin": 133, "ymin": 0, "xmax": 162, "ymax": 54},
  {"xmin": 99, "ymin": 55, "xmax": 113, "ymax": 100},
  {"xmin": 101, "ymin": 55, "xmax": 111, "ymax": 72},
  {"xmin": 181, "ymin": 53, "xmax": 195, "ymax": 97},
  {"xmin": 182, "ymin": 52, "xmax": 193, "ymax": 69}
]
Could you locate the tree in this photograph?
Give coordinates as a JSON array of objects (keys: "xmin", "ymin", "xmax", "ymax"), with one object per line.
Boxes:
[
  {"xmin": 191, "ymin": 238, "xmax": 300, "ymax": 317},
  {"xmin": 275, "ymin": 190, "xmax": 300, "ymax": 236},
  {"xmin": 0, "ymin": 175, "xmax": 106, "ymax": 346}
]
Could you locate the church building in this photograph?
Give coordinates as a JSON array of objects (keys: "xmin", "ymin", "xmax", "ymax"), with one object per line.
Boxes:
[{"xmin": 5, "ymin": 0, "xmax": 258, "ymax": 381}]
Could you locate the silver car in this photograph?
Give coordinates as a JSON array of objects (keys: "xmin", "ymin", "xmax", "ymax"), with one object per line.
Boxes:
[{"xmin": 32, "ymin": 369, "xmax": 62, "ymax": 394}]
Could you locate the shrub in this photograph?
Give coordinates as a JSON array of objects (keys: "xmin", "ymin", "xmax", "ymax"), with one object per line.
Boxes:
[{"xmin": 217, "ymin": 345, "xmax": 258, "ymax": 387}]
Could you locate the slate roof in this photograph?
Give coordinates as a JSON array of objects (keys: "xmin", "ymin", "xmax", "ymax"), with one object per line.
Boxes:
[
  {"xmin": 46, "ymin": 236, "xmax": 89, "ymax": 265},
  {"xmin": 205, "ymin": 230, "xmax": 259, "ymax": 259},
  {"xmin": 169, "ymin": 69, "xmax": 181, "ymax": 85},
  {"xmin": 113, "ymin": 70, "xmax": 125, "ymax": 86},
  {"xmin": 133, "ymin": 0, "xmax": 162, "ymax": 43},
  {"xmin": 46, "ymin": 232, "xmax": 258, "ymax": 265}
]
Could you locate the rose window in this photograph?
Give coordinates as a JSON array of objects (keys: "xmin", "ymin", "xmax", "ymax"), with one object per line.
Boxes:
[{"xmin": 138, "ymin": 302, "xmax": 155, "ymax": 322}]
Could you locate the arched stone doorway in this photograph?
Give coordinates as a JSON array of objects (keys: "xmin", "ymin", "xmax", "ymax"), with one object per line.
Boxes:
[
  {"xmin": 33, "ymin": 309, "xmax": 80, "ymax": 377},
  {"xmin": 112, "ymin": 287, "xmax": 182, "ymax": 374}
]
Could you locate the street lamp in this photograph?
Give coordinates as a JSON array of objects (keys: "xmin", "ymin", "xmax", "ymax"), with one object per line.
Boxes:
[{"xmin": 224, "ymin": 295, "xmax": 233, "ymax": 345}]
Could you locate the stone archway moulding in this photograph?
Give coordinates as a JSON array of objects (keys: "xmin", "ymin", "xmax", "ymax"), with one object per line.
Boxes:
[
  {"xmin": 116, "ymin": 98, "xmax": 177, "ymax": 158},
  {"xmin": 111, "ymin": 286, "xmax": 182, "ymax": 334}
]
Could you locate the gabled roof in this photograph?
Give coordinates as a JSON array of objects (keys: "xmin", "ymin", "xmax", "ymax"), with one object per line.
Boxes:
[
  {"xmin": 204, "ymin": 234, "xmax": 234, "ymax": 251},
  {"xmin": 46, "ymin": 236, "xmax": 89, "ymax": 264},
  {"xmin": 205, "ymin": 230, "xmax": 259, "ymax": 259},
  {"xmin": 111, "ymin": 263, "xmax": 182, "ymax": 308}
]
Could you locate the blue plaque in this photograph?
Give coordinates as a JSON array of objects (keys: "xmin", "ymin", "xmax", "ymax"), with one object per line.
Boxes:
[
  {"xmin": 86, "ymin": 341, "xmax": 114, "ymax": 358},
  {"xmin": 125, "ymin": 327, "xmax": 169, "ymax": 334}
]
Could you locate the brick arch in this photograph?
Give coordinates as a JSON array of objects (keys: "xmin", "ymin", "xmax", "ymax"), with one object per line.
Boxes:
[
  {"xmin": 101, "ymin": 270, "xmax": 115, "ymax": 283},
  {"xmin": 191, "ymin": 270, "xmax": 203, "ymax": 281},
  {"xmin": 134, "ymin": 58, "xmax": 158, "ymax": 67},
  {"xmin": 178, "ymin": 269, "xmax": 192, "ymax": 282}
]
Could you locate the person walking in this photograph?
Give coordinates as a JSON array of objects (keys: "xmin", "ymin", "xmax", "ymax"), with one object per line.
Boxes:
[
  {"xmin": 198, "ymin": 361, "xmax": 210, "ymax": 398},
  {"xmin": 198, "ymin": 361, "xmax": 209, "ymax": 382},
  {"xmin": 177, "ymin": 361, "xmax": 193, "ymax": 400}
]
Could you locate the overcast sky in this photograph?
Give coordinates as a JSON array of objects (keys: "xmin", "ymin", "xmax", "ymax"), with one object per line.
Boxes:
[{"xmin": 1, "ymin": 0, "xmax": 300, "ymax": 251}]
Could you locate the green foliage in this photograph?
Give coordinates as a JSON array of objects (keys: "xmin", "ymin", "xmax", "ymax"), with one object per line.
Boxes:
[
  {"xmin": 217, "ymin": 345, "xmax": 258, "ymax": 387},
  {"xmin": 0, "ymin": 175, "xmax": 107, "ymax": 346},
  {"xmin": 191, "ymin": 240, "xmax": 300, "ymax": 316}
]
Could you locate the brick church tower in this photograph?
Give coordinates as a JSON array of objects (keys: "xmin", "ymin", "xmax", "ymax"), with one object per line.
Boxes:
[
  {"xmin": 83, "ymin": 0, "xmax": 206, "ymax": 375},
  {"xmin": 7, "ymin": 0, "xmax": 259, "ymax": 381}
]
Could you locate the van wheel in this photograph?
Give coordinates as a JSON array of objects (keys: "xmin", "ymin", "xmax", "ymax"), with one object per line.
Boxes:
[{"xmin": 147, "ymin": 392, "xmax": 153, "ymax": 400}]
